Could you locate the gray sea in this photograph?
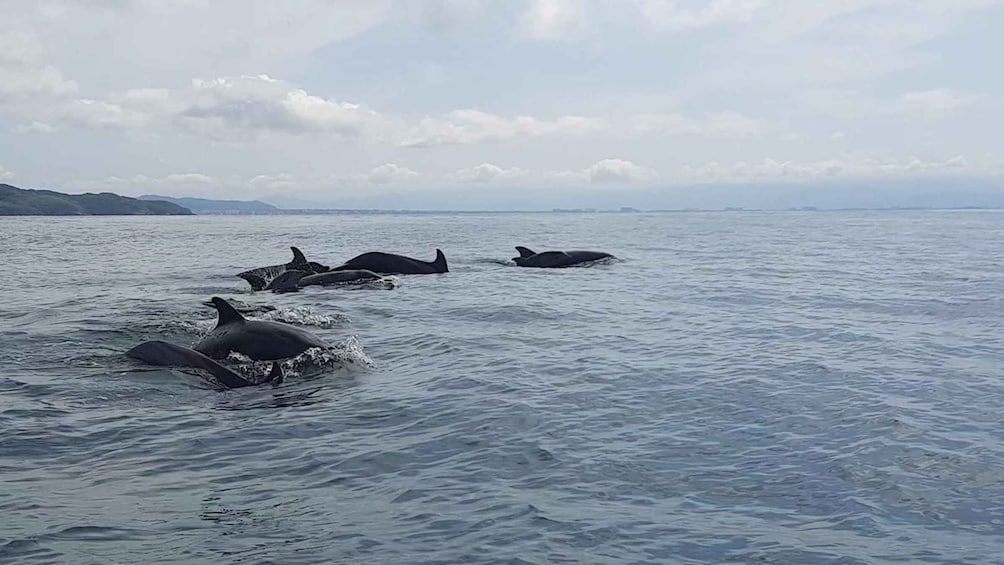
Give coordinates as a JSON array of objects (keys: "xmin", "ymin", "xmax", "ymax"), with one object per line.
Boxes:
[{"xmin": 2, "ymin": 210, "xmax": 1004, "ymax": 564}]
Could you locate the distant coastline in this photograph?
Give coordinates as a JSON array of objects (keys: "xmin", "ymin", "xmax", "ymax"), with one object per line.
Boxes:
[
  {"xmin": 138, "ymin": 194, "xmax": 279, "ymax": 215},
  {"xmin": 270, "ymin": 206, "xmax": 1004, "ymax": 215},
  {"xmin": 3, "ymin": 182, "xmax": 1004, "ymax": 217},
  {"xmin": 0, "ymin": 184, "xmax": 192, "ymax": 216}
]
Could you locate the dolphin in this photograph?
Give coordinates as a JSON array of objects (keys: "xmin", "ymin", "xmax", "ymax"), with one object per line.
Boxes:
[
  {"xmin": 126, "ymin": 340, "xmax": 283, "ymax": 388},
  {"xmin": 266, "ymin": 269, "xmax": 385, "ymax": 293},
  {"xmin": 237, "ymin": 247, "xmax": 329, "ymax": 291},
  {"xmin": 329, "ymin": 249, "xmax": 448, "ymax": 275},
  {"xmin": 511, "ymin": 246, "xmax": 615, "ymax": 268},
  {"xmin": 193, "ymin": 297, "xmax": 329, "ymax": 361}
]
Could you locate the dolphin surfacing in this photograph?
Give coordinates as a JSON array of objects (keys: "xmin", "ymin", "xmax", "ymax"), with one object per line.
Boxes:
[
  {"xmin": 126, "ymin": 340, "xmax": 282, "ymax": 388},
  {"xmin": 330, "ymin": 249, "xmax": 448, "ymax": 275},
  {"xmin": 193, "ymin": 297, "xmax": 329, "ymax": 361},
  {"xmin": 265, "ymin": 270, "xmax": 311, "ymax": 294},
  {"xmin": 237, "ymin": 247, "xmax": 329, "ymax": 291},
  {"xmin": 266, "ymin": 269, "xmax": 384, "ymax": 293},
  {"xmin": 511, "ymin": 246, "xmax": 615, "ymax": 268}
]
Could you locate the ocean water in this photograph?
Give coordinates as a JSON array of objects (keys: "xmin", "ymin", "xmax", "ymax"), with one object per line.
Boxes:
[{"xmin": 2, "ymin": 210, "xmax": 1004, "ymax": 564}]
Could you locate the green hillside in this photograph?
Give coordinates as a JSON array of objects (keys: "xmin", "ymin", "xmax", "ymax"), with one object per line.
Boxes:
[{"xmin": 0, "ymin": 184, "xmax": 193, "ymax": 216}]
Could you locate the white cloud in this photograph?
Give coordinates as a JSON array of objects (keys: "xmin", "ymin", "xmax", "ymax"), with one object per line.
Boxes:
[
  {"xmin": 0, "ymin": 31, "xmax": 78, "ymax": 101},
  {"xmin": 95, "ymin": 166, "xmax": 421, "ymax": 195},
  {"xmin": 636, "ymin": 0, "xmax": 766, "ymax": 32},
  {"xmin": 104, "ymin": 173, "xmax": 214, "ymax": 187},
  {"xmin": 3, "ymin": 1, "xmax": 394, "ymax": 83},
  {"xmin": 60, "ymin": 99, "xmax": 152, "ymax": 129},
  {"xmin": 633, "ymin": 111, "xmax": 765, "ymax": 137},
  {"xmin": 5, "ymin": 64, "xmax": 610, "ymax": 148},
  {"xmin": 586, "ymin": 158, "xmax": 657, "ymax": 183},
  {"xmin": 899, "ymin": 89, "xmax": 980, "ymax": 114},
  {"xmin": 679, "ymin": 155, "xmax": 973, "ymax": 183},
  {"xmin": 0, "ymin": 31, "xmax": 42, "ymax": 68},
  {"xmin": 831, "ymin": 131, "xmax": 845, "ymax": 139},
  {"xmin": 14, "ymin": 121, "xmax": 56, "ymax": 134},
  {"xmin": 178, "ymin": 75, "xmax": 384, "ymax": 139},
  {"xmin": 366, "ymin": 163, "xmax": 420, "ymax": 184},
  {"xmin": 250, "ymin": 173, "xmax": 299, "ymax": 191},
  {"xmin": 113, "ymin": 88, "xmax": 178, "ymax": 114},
  {"xmin": 548, "ymin": 158, "xmax": 657, "ymax": 184},
  {"xmin": 0, "ymin": 164, "xmax": 14, "ymax": 181},
  {"xmin": 96, "ymin": 171, "xmax": 303, "ymax": 196},
  {"xmin": 448, "ymin": 163, "xmax": 528, "ymax": 183},
  {"xmin": 0, "ymin": 65, "xmax": 78, "ymax": 101},
  {"xmin": 162, "ymin": 173, "xmax": 214, "ymax": 184},
  {"xmin": 519, "ymin": 0, "xmax": 588, "ymax": 40},
  {"xmin": 943, "ymin": 155, "xmax": 967, "ymax": 169},
  {"xmin": 398, "ymin": 110, "xmax": 604, "ymax": 147}
]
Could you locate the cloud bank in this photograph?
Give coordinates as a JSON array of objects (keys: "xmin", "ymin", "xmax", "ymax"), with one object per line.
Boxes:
[{"xmin": 0, "ymin": 0, "xmax": 999, "ymax": 207}]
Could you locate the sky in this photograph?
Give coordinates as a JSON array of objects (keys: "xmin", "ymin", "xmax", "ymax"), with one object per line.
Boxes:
[{"xmin": 0, "ymin": 0, "xmax": 1002, "ymax": 209}]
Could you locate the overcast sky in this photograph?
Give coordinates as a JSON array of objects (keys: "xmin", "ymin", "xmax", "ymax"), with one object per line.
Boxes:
[{"xmin": 0, "ymin": 0, "xmax": 1001, "ymax": 205}]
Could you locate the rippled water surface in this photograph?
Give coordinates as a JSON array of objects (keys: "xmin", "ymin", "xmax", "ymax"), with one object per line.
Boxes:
[{"xmin": 2, "ymin": 211, "xmax": 1004, "ymax": 564}]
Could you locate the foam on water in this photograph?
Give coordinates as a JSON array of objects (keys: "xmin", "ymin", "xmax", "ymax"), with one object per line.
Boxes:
[
  {"xmin": 257, "ymin": 305, "xmax": 351, "ymax": 328},
  {"xmin": 227, "ymin": 338, "xmax": 376, "ymax": 381}
]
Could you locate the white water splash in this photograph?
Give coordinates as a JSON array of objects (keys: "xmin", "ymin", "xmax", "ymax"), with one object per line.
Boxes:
[
  {"xmin": 283, "ymin": 337, "xmax": 375, "ymax": 376},
  {"xmin": 226, "ymin": 337, "xmax": 374, "ymax": 381}
]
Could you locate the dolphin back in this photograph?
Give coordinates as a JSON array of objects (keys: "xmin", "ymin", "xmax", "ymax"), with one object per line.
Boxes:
[
  {"xmin": 266, "ymin": 269, "xmax": 308, "ymax": 293},
  {"xmin": 332, "ymin": 250, "xmax": 447, "ymax": 275},
  {"xmin": 566, "ymin": 250, "xmax": 615, "ymax": 263},
  {"xmin": 126, "ymin": 340, "xmax": 255, "ymax": 389}
]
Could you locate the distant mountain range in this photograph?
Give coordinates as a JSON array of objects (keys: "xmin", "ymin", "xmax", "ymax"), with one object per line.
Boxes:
[
  {"xmin": 4, "ymin": 177, "xmax": 1004, "ymax": 216},
  {"xmin": 0, "ymin": 184, "xmax": 192, "ymax": 216},
  {"xmin": 139, "ymin": 194, "xmax": 279, "ymax": 214}
]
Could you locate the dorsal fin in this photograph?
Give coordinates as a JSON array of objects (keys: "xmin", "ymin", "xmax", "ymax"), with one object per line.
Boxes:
[
  {"xmin": 515, "ymin": 246, "xmax": 536, "ymax": 258},
  {"xmin": 433, "ymin": 248, "xmax": 448, "ymax": 272},
  {"xmin": 290, "ymin": 246, "xmax": 307, "ymax": 265},
  {"xmin": 266, "ymin": 361, "xmax": 284, "ymax": 385},
  {"xmin": 210, "ymin": 296, "xmax": 246, "ymax": 327}
]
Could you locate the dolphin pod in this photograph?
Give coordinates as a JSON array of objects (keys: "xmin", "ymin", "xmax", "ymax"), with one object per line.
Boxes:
[
  {"xmin": 236, "ymin": 247, "xmax": 447, "ymax": 291},
  {"xmin": 127, "ymin": 243, "xmax": 617, "ymax": 389},
  {"xmin": 235, "ymin": 245, "xmax": 616, "ymax": 291}
]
